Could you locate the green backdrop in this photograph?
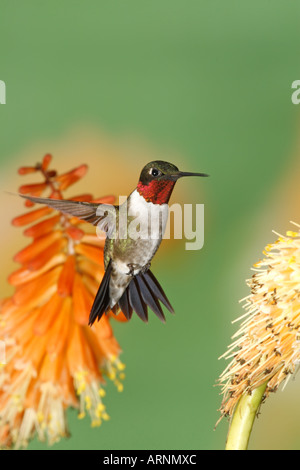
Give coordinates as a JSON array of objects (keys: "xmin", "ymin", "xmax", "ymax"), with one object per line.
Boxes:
[{"xmin": 1, "ymin": 0, "xmax": 300, "ymax": 450}]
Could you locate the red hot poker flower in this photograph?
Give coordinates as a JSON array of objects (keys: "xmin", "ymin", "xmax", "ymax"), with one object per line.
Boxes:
[{"xmin": 0, "ymin": 154, "xmax": 126, "ymax": 449}]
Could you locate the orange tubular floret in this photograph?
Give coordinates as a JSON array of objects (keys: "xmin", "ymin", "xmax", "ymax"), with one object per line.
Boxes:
[
  {"xmin": 26, "ymin": 238, "xmax": 67, "ymax": 271},
  {"xmin": 8, "ymin": 253, "xmax": 66, "ymax": 287},
  {"xmin": 21, "ymin": 334, "xmax": 48, "ymax": 370},
  {"xmin": 23, "ymin": 215, "xmax": 60, "ymax": 238},
  {"xmin": 57, "ymin": 357, "xmax": 78, "ymax": 405},
  {"xmin": 92, "ymin": 316, "xmax": 121, "ymax": 357},
  {"xmin": 12, "ymin": 207, "xmax": 53, "ymax": 227},
  {"xmin": 41, "ymin": 153, "xmax": 52, "ymax": 170},
  {"xmin": 75, "ymin": 243, "xmax": 103, "ymax": 265},
  {"xmin": 18, "ymin": 166, "xmax": 38, "ymax": 175},
  {"xmin": 80, "ymin": 234, "xmax": 105, "ymax": 247},
  {"xmin": 57, "ymin": 255, "xmax": 76, "ymax": 297},
  {"xmin": 94, "ymin": 315, "xmax": 114, "ymax": 339},
  {"xmin": 33, "ymin": 293, "xmax": 65, "ymax": 336},
  {"xmin": 81, "ymin": 274, "xmax": 100, "ymax": 298},
  {"xmin": 65, "ymin": 226, "xmax": 84, "ymax": 240},
  {"xmin": 24, "ymin": 199, "xmax": 35, "ymax": 208},
  {"xmin": 109, "ymin": 311, "xmax": 128, "ymax": 323},
  {"xmin": 91, "ymin": 195, "xmax": 115, "ymax": 204},
  {"xmin": 70, "ymin": 194, "xmax": 94, "ymax": 202},
  {"xmin": 72, "ymin": 273, "xmax": 93, "ymax": 325},
  {"xmin": 19, "ymin": 183, "xmax": 48, "ymax": 195},
  {"xmin": 56, "ymin": 165, "xmax": 88, "ymax": 191},
  {"xmin": 13, "ymin": 266, "xmax": 62, "ymax": 306},
  {"xmin": 39, "ymin": 352, "xmax": 63, "ymax": 384},
  {"xmin": 66, "ymin": 323, "xmax": 99, "ymax": 378},
  {"xmin": 46, "ymin": 297, "xmax": 72, "ymax": 356},
  {"xmin": 13, "ymin": 230, "xmax": 63, "ymax": 265},
  {"xmin": 78, "ymin": 258, "xmax": 104, "ymax": 283}
]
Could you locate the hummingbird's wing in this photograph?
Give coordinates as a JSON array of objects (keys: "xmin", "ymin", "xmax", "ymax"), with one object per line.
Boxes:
[{"xmin": 19, "ymin": 194, "xmax": 117, "ymax": 233}]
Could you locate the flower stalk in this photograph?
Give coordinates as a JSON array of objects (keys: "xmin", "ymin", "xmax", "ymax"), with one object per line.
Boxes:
[{"xmin": 225, "ymin": 382, "xmax": 267, "ymax": 450}]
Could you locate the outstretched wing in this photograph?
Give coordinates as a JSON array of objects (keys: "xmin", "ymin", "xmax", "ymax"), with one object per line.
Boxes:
[{"xmin": 19, "ymin": 194, "xmax": 117, "ymax": 232}]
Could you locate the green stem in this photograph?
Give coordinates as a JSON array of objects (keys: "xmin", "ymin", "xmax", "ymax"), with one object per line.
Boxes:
[{"xmin": 225, "ymin": 382, "xmax": 267, "ymax": 450}]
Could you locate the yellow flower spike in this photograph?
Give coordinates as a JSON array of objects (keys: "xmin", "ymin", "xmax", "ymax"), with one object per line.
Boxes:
[
  {"xmin": 98, "ymin": 388, "xmax": 106, "ymax": 398},
  {"xmin": 218, "ymin": 222, "xmax": 300, "ymax": 449},
  {"xmin": 77, "ymin": 412, "xmax": 86, "ymax": 420}
]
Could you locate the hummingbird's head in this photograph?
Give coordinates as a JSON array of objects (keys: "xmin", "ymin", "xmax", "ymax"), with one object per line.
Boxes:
[{"xmin": 137, "ymin": 161, "xmax": 208, "ymax": 204}]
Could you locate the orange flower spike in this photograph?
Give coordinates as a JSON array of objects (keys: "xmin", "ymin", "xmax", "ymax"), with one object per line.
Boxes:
[
  {"xmin": 12, "ymin": 206, "xmax": 53, "ymax": 227},
  {"xmin": 57, "ymin": 255, "xmax": 76, "ymax": 297},
  {"xmin": 0, "ymin": 155, "xmax": 126, "ymax": 448}
]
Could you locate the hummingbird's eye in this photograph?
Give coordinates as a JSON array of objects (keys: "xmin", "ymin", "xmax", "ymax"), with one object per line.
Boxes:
[{"xmin": 150, "ymin": 168, "xmax": 161, "ymax": 177}]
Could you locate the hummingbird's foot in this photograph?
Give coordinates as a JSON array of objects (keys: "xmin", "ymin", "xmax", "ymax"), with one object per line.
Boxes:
[
  {"xmin": 141, "ymin": 262, "xmax": 151, "ymax": 273},
  {"xmin": 126, "ymin": 262, "xmax": 151, "ymax": 276},
  {"xmin": 126, "ymin": 263, "xmax": 140, "ymax": 276}
]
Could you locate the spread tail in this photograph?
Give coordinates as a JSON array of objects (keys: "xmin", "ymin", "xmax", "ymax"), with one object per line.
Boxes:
[{"xmin": 88, "ymin": 265, "xmax": 174, "ymax": 326}]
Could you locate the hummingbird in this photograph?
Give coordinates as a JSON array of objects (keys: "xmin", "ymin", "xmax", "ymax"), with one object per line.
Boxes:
[{"xmin": 20, "ymin": 161, "xmax": 208, "ymax": 325}]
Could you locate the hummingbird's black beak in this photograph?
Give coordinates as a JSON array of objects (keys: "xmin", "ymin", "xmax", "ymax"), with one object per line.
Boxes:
[{"xmin": 166, "ymin": 171, "xmax": 209, "ymax": 181}]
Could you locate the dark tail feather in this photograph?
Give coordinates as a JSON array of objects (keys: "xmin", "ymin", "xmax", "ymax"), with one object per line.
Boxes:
[
  {"xmin": 135, "ymin": 274, "xmax": 166, "ymax": 322},
  {"xmin": 118, "ymin": 269, "xmax": 173, "ymax": 323},
  {"xmin": 128, "ymin": 277, "xmax": 148, "ymax": 322},
  {"xmin": 142, "ymin": 270, "xmax": 174, "ymax": 314},
  {"xmin": 89, "ymin": 265, "xmax": 174, "ymax": 326},
  {"xmin": 118, "ymin": 288, "xmax": 133, "ymax": 321},
  {"xmin": 88, "ymin": 260, "xmax": 112, "ymax": 326}
]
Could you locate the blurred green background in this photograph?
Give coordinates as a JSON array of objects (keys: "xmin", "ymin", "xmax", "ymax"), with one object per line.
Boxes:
[{"xmin": 1, "ymin": 0, "xmax": 300, "ymax": 450}]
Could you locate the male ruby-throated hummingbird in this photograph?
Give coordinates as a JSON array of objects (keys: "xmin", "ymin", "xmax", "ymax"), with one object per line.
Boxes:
[{"xmin": 21, "ymin": 161, "xmax": 208, "ymax": 325}]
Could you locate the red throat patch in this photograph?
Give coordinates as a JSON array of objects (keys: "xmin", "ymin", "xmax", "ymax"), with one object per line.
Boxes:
[{"xmin": 137, "ymin": 180, "xmax": 176, "ymax": 204}]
